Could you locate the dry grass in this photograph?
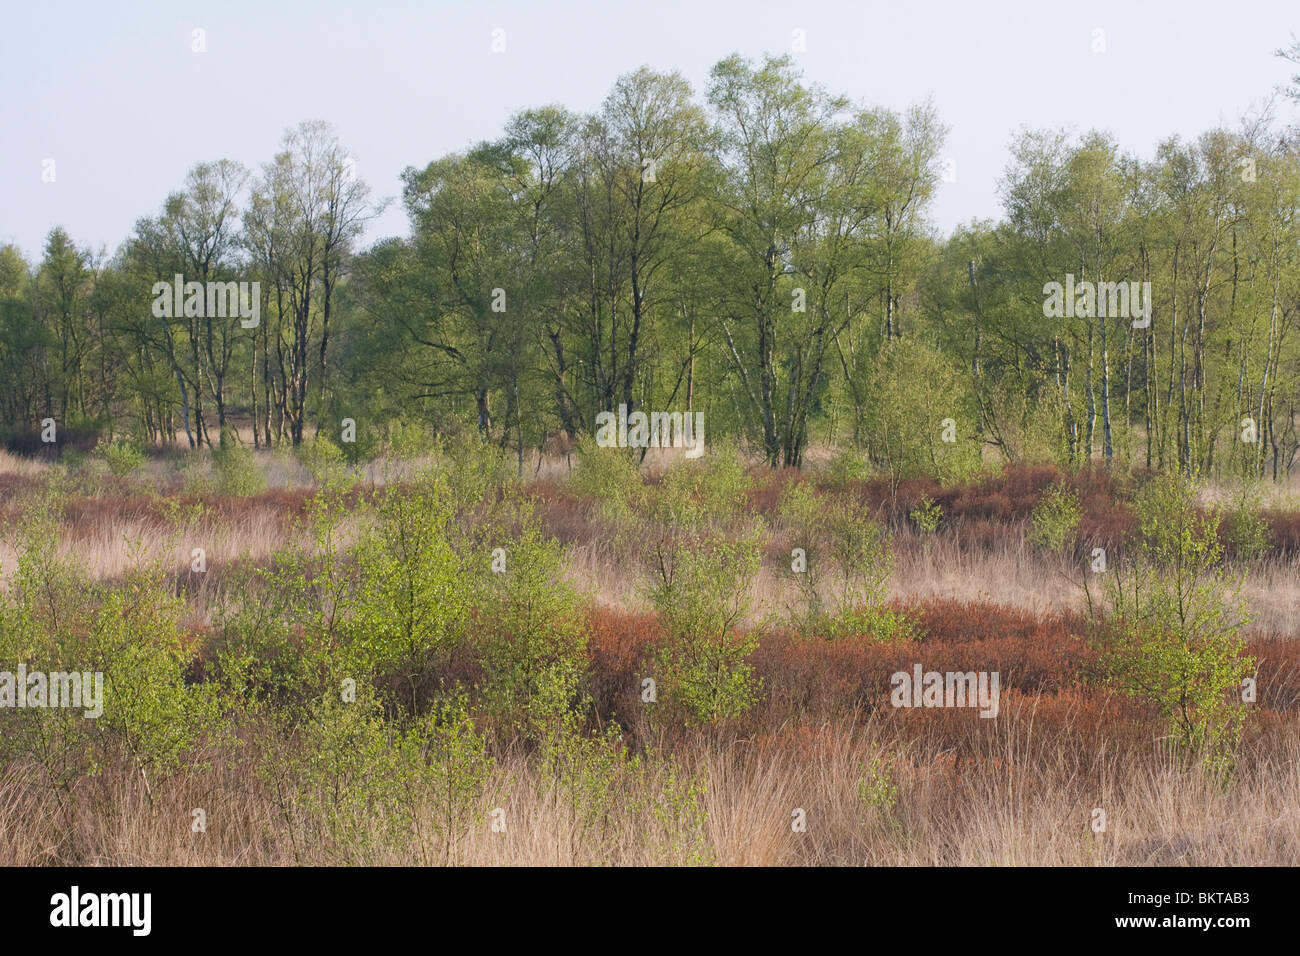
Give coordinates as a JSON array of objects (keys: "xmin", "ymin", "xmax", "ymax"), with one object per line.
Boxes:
[{"xmin": 4, "ymin": 717, "xmax": 1297, "ymax": 866}]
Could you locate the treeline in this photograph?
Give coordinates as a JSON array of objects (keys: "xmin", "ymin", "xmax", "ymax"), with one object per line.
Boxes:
[{"xmin": 2, "ymin": 53, "xmax": 1299, "ymax": 479}]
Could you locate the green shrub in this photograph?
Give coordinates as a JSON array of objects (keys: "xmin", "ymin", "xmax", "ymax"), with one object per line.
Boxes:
[
  {"xmin": 858, "ymin": 754, "xmax": 902, "ymax": 834},
  {"xmin": 433, "ymin": 437, "xmax": 515, "ymax": 519},
  {"xmin": 985, "ymin": 375, "xmax": 1071, "ymax": 466},
  {"xmin": 909, "ymin": 495, "xmax": 943, "ymax": 534},
  {"xmin": 60, "ymin": 448, "xmax": 88, "ymax": 471},
  {"xmin": 179, "ymin": 455, "xmax": 217, "ymax": 495},
  {"xmin": 252, "ymin": 476, "xmax": 363, "ymax": 698},
  {"xmin": 637, "ymin": 757, "xmax": 712, "ymax": 866},
  {"xmin": 541, "ymin": 721, "xmax": 640, "ymax": 859},
  {"xmin": 471, "ymin": 515, "xmax": 588, "ymax": 742},
  {"xmin": 859, "ymin": 337, "xmax": 982, "ymax": 492},
  {"xmin": 100, "ymin": 440, "xmax": 146, "ymax": 477},
  {"xmin": 1224, "ymin": 480, "xmax": 1270, "ymax": 561},
  {"xmin": 297, "ymin": 436, "xmax": 347, "ymax": 483},
  {"xmin": 826, "ymin": 449, "xmax": 870, "ymax": 486},
  {"xmin": 1028, "ymin": 481, "xmax": 1082, "ymax": 551},
  {"xmin": 385, "ymin": 420, "xmax": 431, "ymax": 460},
  {"xmin": 212, "ymin": 442, "xmax": 266, "ymax": 496},
  {"xmin": 88, "ymin": 569, "xmax": 231, "ymax": 789},
  {"xmin": 658, "ymin": 443, "xmax": 752, "ymax": 522},
  {"xmin": 211, "ymin": 585, "xmax": 320, "ymax": 708},
  {"xmin": 572, "ymin": 434, "xmax": 643, "ymax": 521},
  {"xmin": 642, "ymin": 482, "xmax": 765, "ymax": 724},
  {"xmin": 277, "ymin": 685, "xmax": 493, "ymax": 865},
  {"xmin": 346, "ymin": 477, "xmax": 466, "ymax": 709},
  {"xmin": 829, "ymin": 603, "xmax": 921, "ymax": 644},
  {"xmin": 0, "ymin": 498, "xmax": 230, "ymax": 803},
  {"xmin": 779, "ymin": 481, "xmax": 905, "ymax": 641},
  {"xmin": 1087, "ymin": 473, "xmax": 1255, "ymax": 777}
]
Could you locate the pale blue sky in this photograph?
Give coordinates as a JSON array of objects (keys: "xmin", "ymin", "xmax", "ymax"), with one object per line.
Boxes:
[{"xmin": 1, "ymin": 0, "xmax": 1296, "ymax": 262}]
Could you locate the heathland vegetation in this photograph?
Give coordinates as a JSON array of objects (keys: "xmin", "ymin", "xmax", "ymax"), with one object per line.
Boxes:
[
  {"xmin": 1, "ymin": 443, "xmax": 1298, "ymax": 865},
  {"xmin": 2, "ymin": 47, "xmax": 1300, "ymax": 865}
]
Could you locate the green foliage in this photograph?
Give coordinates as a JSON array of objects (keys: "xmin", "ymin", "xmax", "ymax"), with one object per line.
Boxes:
[
  {"xmin": 6, "ymin": 62, "xmax": 1300, "ymax": 496},
  {"xmin": 857, "ymin": 754, "xmax": 902, "ymax": 833},
  {"xmin": 100, "ymin": 440, "xmax": 146, "ymax": 477},
  {"xmin": 830, "ymin": 603, "xmax": 921, "ymax": 644},
  {"xmin": 982, "ymin": 375, "xmax": 1071, "ymax": 466},
  {"xmin": 639, "ymin": 758, "xmax": 712, "ymax": 866},
  {"xmin": 909, "ymin": 495, "xmax": 943, "ymax": 534},
  {"xmin": 0, "ymin": 493, "xmax": 230, "ymax": 802},
  {"xmin": 643, "ymin": 483, "xmax": 765, "ymax": 723},
  {"xmin": 658, "ymin": 444, "xmax": 752, "ymax": 521},
  {"xmin": 1087, "ymin": 473, "xmax": 1255, "ymax": 776},
  {"xmin": 1028, "ymin": 481, "xmax": 1082, "ymax": 551},
  {"xmin": 540, "ymin": 722, "xmax": 712, "ymax": 865},
  {"xmin": 541, "ymin": 721, "xmax": 640, "ymax": 859},
  {"xmin": 212, "ymin": 442, "xmax": 266, "ymax": 496},
  {"xmin": 87, "ymin": 568, "xmax": 231, "ymax": 786},
  {"xmin": 278, "ymin": 685, "xmax": 493, "ymax": 864},
  {"xmin": 826, "ymin": 449, "xmax": 870, "ymax": 486},
  {"xmin": 179, "ymin": 455, "xmax": 217, "ymax": 495},
  {"xmin": 1223, "ymin": 480, "xmax": 1271, "ymax": 562},
  {"xmin": 433, "ymin": 437, "xmax": 515, "ymax": 518},
  {"xmin": 210, "ymin": 578, "xmax": 319, "ymax": 708},
  {"xmin": 572, "ymin": 434, "xmax": 644, "ymax": 521},
  {"xmin": 60, "ymin": 449, "xmax": 89, "ymax": 471},
  {"xmin": 384, "ymin": 419, "xmax": 432, "ymax": 460},
  {"xmin": 859, "ymin": 338, "xmax": 982, "ymax": 491},
  {"xmin": 296, "ymin": 436, "xmax": 347, "ymax": 483},
  {"xmin": 231, "ymin": 478, "xmax": 359, "ymax": 707},
  {"xmin": 779, "ymin": 481, "xmax": 911, "ymax": 641},
  {"xmin": 345, "ymin": 476, "xmax": 465, "ymax": 707},
  {"xmin": 472, "ymin": 514, "xmax": 588, "ymax": 742}
]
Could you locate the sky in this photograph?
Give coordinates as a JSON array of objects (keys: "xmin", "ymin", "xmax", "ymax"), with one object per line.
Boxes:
[{"xmin": 1, "ymin": 0, "xmax": 1297, "ymax": 263}]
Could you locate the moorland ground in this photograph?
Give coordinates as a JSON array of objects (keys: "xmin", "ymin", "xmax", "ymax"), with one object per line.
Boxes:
[{"xmin": 0, "ymin": 441, "xmax": 1297, "ymax": 866}]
